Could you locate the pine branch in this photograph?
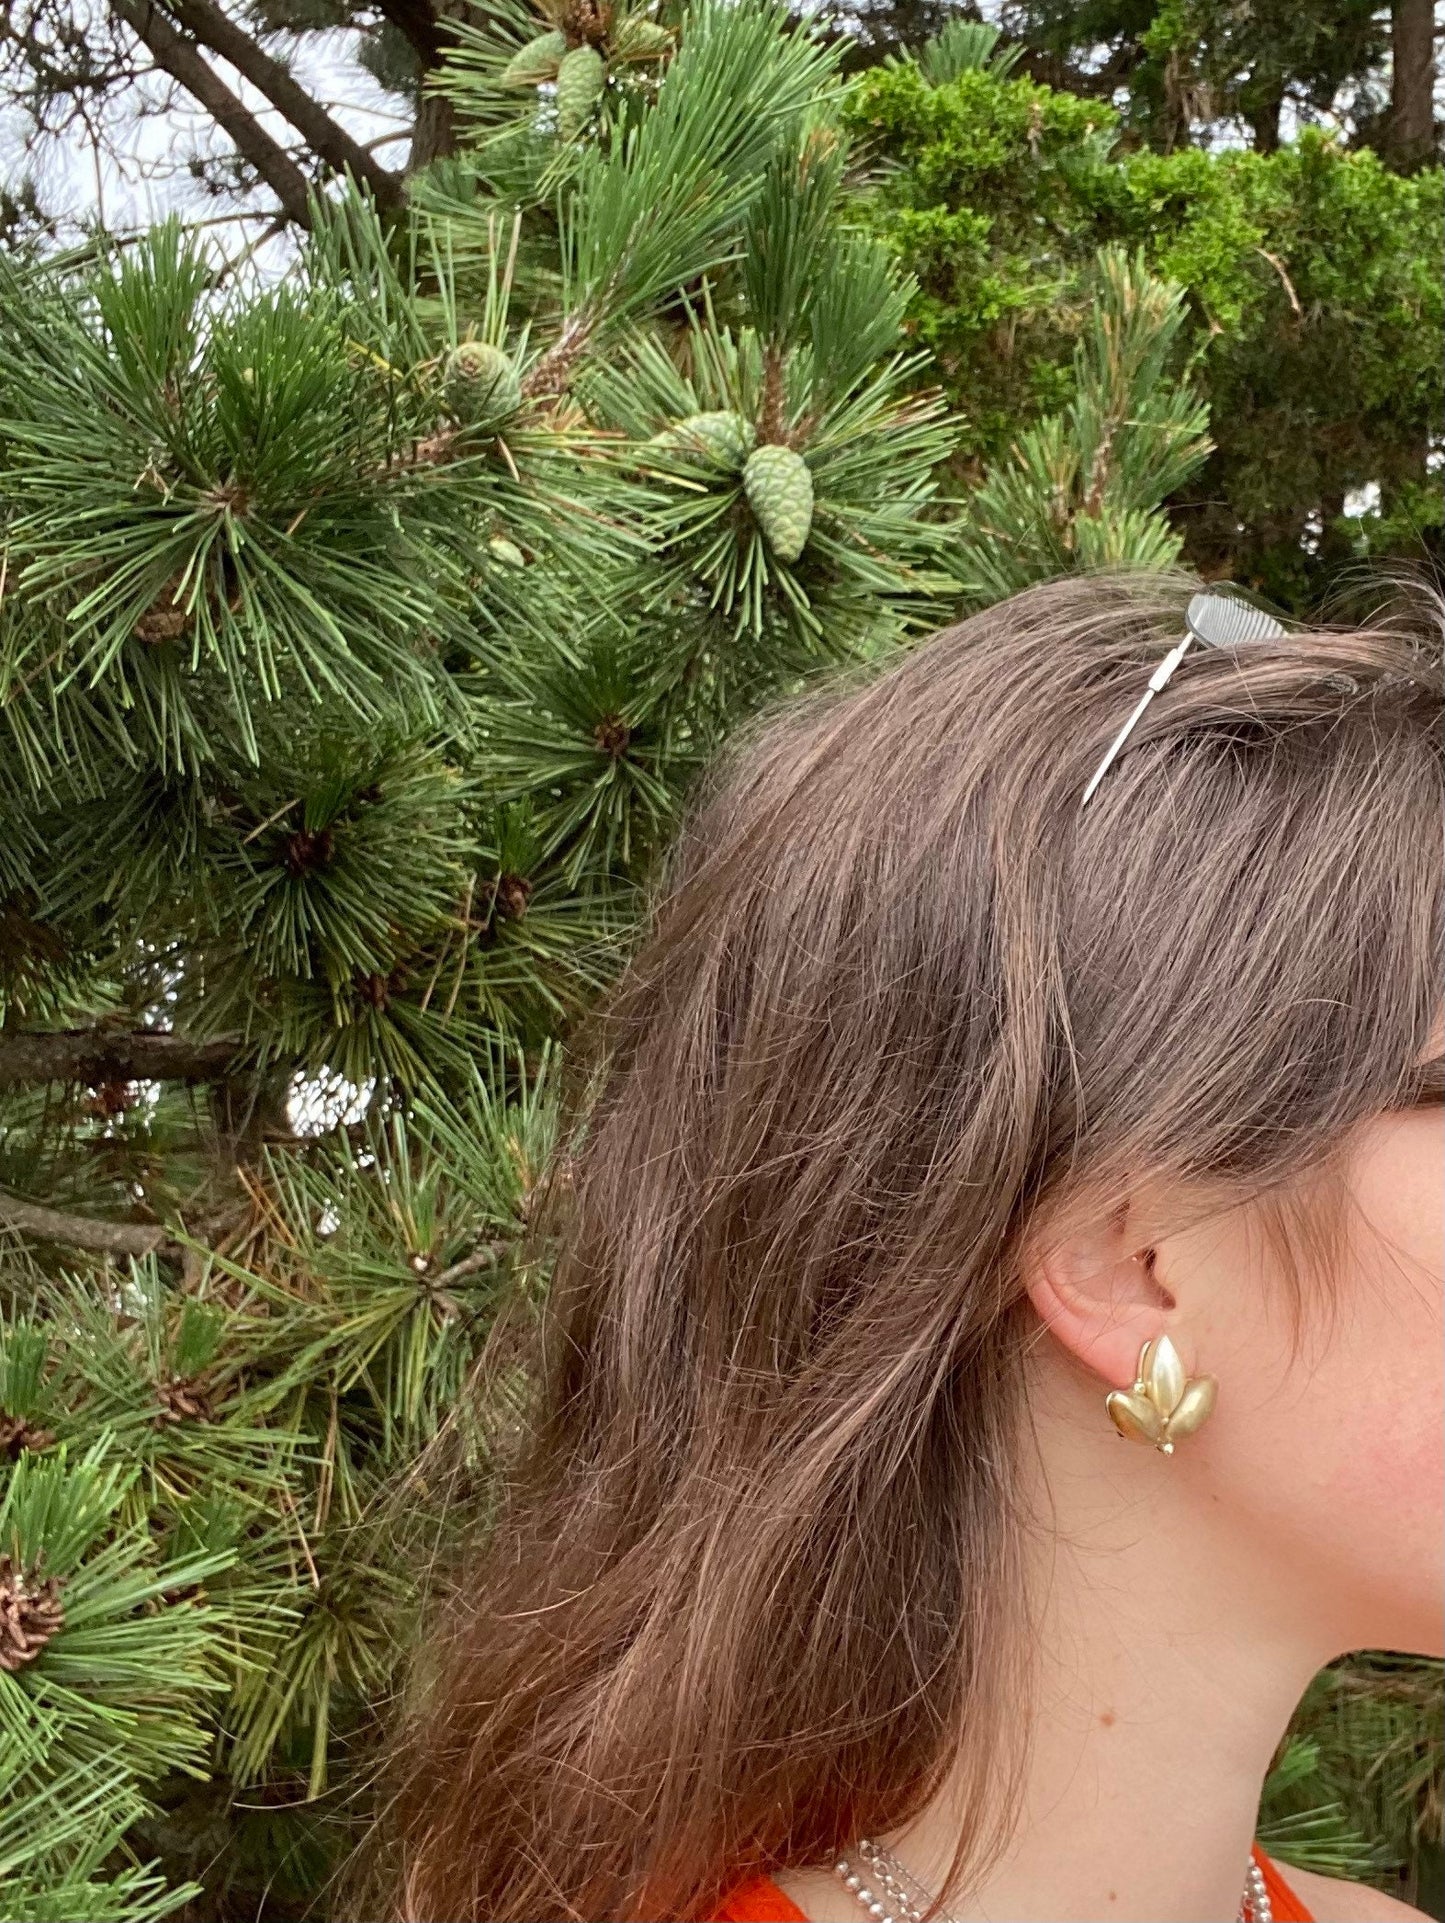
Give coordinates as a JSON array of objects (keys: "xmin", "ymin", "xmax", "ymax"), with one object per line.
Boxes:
[
  {"xmin": 0, "ymin": 1031, "xmax": 241, "ymax": 1090},
  {"xmin": 521, "ymin": 315, "xmax": 595, "ymax": 402},
  {"xmin": 157, "ymin": 0, "xmax": 405, "ymax": 211},
  {"xmin": 0, "ymin": 1190, "xmax": 171, "ymax": 1256},
  {"xmin": 427, "ymin": 1240, "xmax": 511, "ymax": 1289},
  {"xmin": 107, "ymin": 0, "xmax": 316, "ymax": 229}
]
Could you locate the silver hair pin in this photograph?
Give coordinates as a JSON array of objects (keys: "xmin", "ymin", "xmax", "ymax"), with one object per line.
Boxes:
[{"xmin": 1080, "ymin": 586, "xmax": 1289, "ymax": 807}]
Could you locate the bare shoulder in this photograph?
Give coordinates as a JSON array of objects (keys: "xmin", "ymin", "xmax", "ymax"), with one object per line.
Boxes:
[{"xmin": 1278, "ymin": 1863, "xmax": 1435, "ymax": 1923}]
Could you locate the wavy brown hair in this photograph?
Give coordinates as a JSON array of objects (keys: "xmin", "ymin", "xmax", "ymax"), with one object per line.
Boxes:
[{"xmin": 384, "ymin": 575, "xmax": 1443, "ymax": 1923}]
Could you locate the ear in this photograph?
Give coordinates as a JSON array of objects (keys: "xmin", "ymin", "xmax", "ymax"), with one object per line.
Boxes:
[{"xmin": 1023, "ymin": 1202, "xmax": 1180, "ymax": 1391}]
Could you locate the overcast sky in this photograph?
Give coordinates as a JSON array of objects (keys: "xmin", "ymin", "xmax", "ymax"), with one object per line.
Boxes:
[
  {"xmin": 1, "ymin": 15, "xmax": 411, "ymax": 271},
  {"xmin": 2, "ymin": 2, "xmax": 1430, "ymax": 279}
]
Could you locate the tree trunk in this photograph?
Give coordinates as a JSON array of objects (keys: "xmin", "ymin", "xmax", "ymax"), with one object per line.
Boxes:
[
  {"xmin": 1389, "ymin": 0, "xmax": 1436, "ymax": 171},
  {"xmin": 1247, "ymin": 90, "xmax": 1283, "ymax": 154},
  {"xmin": 408, "ymin": 89, "xmax": 456, "ymax": 170}
]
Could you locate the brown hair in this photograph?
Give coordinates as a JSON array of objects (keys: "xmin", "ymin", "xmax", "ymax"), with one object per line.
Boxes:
[{"xmin": 386, "ymin": 574, "xmax": 1442, "ymax": 1923}]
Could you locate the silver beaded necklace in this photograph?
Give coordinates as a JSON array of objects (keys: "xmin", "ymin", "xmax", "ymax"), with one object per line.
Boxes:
[{"xmin": 833, "ymin": 1836, "xmax": 1273, "ymax": 1923}]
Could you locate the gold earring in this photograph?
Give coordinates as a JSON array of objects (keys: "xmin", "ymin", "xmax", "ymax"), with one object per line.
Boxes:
[{"xmin": 1105, "ymin": 1334, "xmax": 1218, "ymax": 1456}]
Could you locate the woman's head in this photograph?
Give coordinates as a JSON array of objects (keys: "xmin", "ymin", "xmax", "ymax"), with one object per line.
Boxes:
[{"xmin": 390, "ymin": 573, "xmax": 1442, "ymax": 1923}]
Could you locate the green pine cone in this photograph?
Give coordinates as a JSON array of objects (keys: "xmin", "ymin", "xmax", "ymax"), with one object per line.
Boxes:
[
  {"xmin": 443, "ymin": 341, "xmax": 522, "ymax": 421},
  {"xmin": 651, "ymin": 411, "xmax": 756, "ymax": 473},
  {"xmin": 488, "ymin": 536, "xmax": 527, "ymax": 569},
  {"xmin": 743, "ymin": 444, "xmax": 814, "ymax": 562},
  {"xmin": 611, "ymin": 13, "xmax": 672, "ymax": 60},
  {"xmin": 500, "ymin": 29, "xmax": 566, "ymax": 85},
  {"xmin": 556, "ymin": 43, "xmax": 605, "ymax": 137}
]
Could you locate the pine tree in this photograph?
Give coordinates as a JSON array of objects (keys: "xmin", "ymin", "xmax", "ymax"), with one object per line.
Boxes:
[
  {"xmin": 946, "ymin": 244, "xmax": 1213, "ymax": 604},
  {"xmin": 0, "ymin": 3, "xmax": 957, "ymax": 1909}
]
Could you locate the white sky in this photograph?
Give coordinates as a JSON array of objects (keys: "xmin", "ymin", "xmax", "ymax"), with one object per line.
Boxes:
[{"xmin": 1, "ymin": 14, "xmax": 414, "ymax": 271}]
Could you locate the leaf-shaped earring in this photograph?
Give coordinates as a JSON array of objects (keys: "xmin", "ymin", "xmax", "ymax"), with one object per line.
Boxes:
[{"xmin": 1105, "ymin": 1334, "xmax": 1218, "ymax": 1456}]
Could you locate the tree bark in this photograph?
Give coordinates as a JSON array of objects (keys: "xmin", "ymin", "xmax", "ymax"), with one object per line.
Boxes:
[
  {"xmin": 159, "ymin": 0, "xmax": 404, "ymax": 209},
  {"xmin": 407, "ymin": 88, "xmax": 455, "ymax": 170},
  {"xmin": 110, "ymin": 0, "xmax": 317, "ymax": 226},
  {"xmin": 375, "ymin": 0, "xmax": 445, "ymax": 66},
  {"xmin": 1246, "ymin": 90, "xmax": 1283, "ymax": 154},
  {"xmin": 362, "ymin": 0, "xmax": 462, "ymax": 165},
  {"xmin": 1389, "ymin": 0, "xmax": 1436, "ymax": 170},
  {"xmin": 0, "ymin": 1189, "xmax": 170, "ymax": 1256},
  {"xmin": 0, "ymin": 1029, "xmax": 241, "ymax": 1090}
]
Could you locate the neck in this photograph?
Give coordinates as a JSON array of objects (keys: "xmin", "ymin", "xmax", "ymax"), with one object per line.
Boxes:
[
  {"xmin": 777, "ymin": 1377, "xmax": 1334, "ymax": 1923},
  {"xmin": 887, "ymin": 1409, "xmax": 1329, "ymax": 1922}
]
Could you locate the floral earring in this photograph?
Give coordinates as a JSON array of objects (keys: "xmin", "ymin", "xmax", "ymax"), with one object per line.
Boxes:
[{"xmin": 1105, "ymin": 1334, "xmax": 1218, "ymax": 1456}]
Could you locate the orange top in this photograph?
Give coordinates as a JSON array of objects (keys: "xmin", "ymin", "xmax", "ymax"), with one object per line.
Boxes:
[{"xmin": 715, "ymin": 1843, "xmax": 1314, "ymax": 1921}]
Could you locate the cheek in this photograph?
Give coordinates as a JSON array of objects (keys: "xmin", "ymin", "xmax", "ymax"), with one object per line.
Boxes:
[
  {"xmin": 1345, "ymin": 1109, "xmax": 1444, "ymax": 1460},
  {"xmin": 1291, "ymin": 1333, "xmax": 1444, "ymax": 1654},
  {"xmin": 1317, "ymin": 1326, "xmax": 1443, "ymax": 1522},
  {"xmin": 1274, "ymin": 1114, "xmax": 1445, "ymax": 1643}
]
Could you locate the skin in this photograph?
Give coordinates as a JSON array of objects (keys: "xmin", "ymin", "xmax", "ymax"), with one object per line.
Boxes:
[{"xmin": 776, "ymin": 1082, "xmax": 1443, "ymax": 1923}]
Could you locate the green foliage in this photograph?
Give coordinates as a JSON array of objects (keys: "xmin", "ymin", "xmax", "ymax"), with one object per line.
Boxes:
[
  {"xmin": 0, "ymin": 1418, "xmax": 233, "ymax": 1920},
  {"xmin": 843, "ymin": 63, "xmax": 1122, "ymax": 443},
  {"xmin": 0, "ymin": 223, "xmax": 480, "ymax": 765},
  {"xmin": 912, "ymin": 19, "xmax": 1024, "ymax": 84},
  {"xmin": 1000, "ymin": 0, "xmax": 1392, "ymax": 153},
  {"xmin": 0, "ymin": 1051, "xmax": 550, "ymax": 1914},
  {"xmin": 946, "ymin": 245, "xmax": 1211, "ymax": 601},
  {"xmin": 0, "ymin": 3, "xmax": 968, "ymax": 1910},
  {"xmin": 1258, "ymin": 1656, "xmax": 1445, "ymax": 1908},
  {"xmin": 0, "ymin": 1748, "xmax": 191, "ymax": 1922},
  {"xmin": 844, "ymin": 62, "xmax": 1443, "ymax": 604},
  {"xmin": 0, "ymin": 1439, "xmax": 233, "ymax": 1776},
  {"xmin": 584, "ymin": 291, "xmax": 952, "ymax": 660}
]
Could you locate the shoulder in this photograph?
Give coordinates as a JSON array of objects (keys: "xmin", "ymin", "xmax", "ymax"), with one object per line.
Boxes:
[{"xmin": 1277, "ymin": 1863, "xmax": 1435, "ymax": 1923}]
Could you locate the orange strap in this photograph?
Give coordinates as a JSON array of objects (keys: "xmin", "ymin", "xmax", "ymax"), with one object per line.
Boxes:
[
  {"xmin": 1253, "ymin": 1843, "xmax": 1316, "ymax": 1922},
  {"xmin": 712, "ymin": 1877, "xmax": 807, "ymax": 1922},
  {"xmin": 714, "ymin": 1847, "xmax": 1316, "ymax": 1922}
]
